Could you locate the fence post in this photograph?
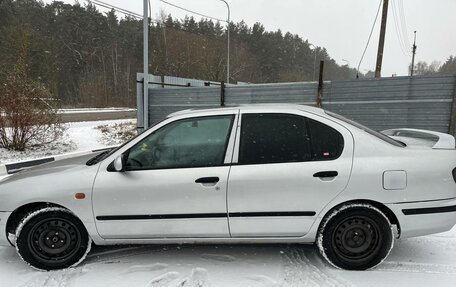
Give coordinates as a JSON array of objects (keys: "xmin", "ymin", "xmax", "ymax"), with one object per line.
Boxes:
[
  {"xmin": 316, "ymin": 60, "xmax": 324, "ymax": 108},
  {"xmin": 136, "ymin": 73, "xmax": 145, "ymax": 134},
  {"xmin": 220, "ymin": 81, "xmax": 225, "ymax": 107},
  {"xmin": 161, "ymin": 75, "xmax": 165, "ymax": 88},
  {"xmin": 449, "ymin": 78, "xmax": 456, "ymax": 136}
]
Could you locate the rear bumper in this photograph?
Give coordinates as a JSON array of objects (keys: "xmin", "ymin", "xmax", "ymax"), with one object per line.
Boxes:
[
  {"xmin": 387, "ymin": 198, "xmax": 456, "ymax": 238},
  {"xmin": 0, "ymin": 212, "xmax": 12, "ymax": 246}
]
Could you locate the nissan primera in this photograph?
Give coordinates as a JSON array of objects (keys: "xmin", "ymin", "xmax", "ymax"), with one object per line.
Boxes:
[{"xmin": 0, "ymin": 104, "xmax": 455, "ymax": 270}]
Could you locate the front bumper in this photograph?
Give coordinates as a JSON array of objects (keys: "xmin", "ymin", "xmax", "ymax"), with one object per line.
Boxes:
[
  {"xmin": 387, "ymin": 198, "xmax": 456, "ymax": 238},
  {"xmin": 0, "ymin": 211, "xmax": 12, "ymax": 247}
]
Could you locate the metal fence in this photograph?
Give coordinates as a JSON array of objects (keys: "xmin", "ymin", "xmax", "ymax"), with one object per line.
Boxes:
[{"xmin": 137, "ymin": 74, "xmax": 456, "ymax": 135}]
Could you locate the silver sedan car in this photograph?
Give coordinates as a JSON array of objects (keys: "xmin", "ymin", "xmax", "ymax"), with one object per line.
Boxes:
[{"xmin": 0, "ymin": 104, "xmax": 455, "ymax": 271}]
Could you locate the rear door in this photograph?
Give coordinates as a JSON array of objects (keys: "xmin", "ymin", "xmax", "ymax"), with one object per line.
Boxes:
[{"xmin": 227, "ymin": 110, "xmax": 353, "ymax": 237}]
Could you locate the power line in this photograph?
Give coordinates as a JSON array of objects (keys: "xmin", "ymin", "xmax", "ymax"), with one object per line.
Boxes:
[
  {"xmin": 88, "ymin": 0, "xmax": 143, "ymax": 19},
  {"xmin": 356, "ymin": 0, "xmax": 383, "ymax": 78},
  {"xmin": 87, "ymin": 0, "xmax": 225, "ymax": 42},
  {"xmin": 159, "ymin": 0, "xmax": 226, "ymax": 23},
  {"xmin": 398, "ymin": 0, "xmax": 411, "ymax": 48},
  {"xmin": 87, "ymin": 0, "xmax": 163, "ymax": 24},
  {"xmin": 391, "ymin": 0, "xmax": 410, "ymax": 56}
]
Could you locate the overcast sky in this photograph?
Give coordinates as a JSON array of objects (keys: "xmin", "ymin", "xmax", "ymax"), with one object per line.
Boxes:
[{"xmin": 54, "ymin": 0, "xmax": 456, "ymax": 77}]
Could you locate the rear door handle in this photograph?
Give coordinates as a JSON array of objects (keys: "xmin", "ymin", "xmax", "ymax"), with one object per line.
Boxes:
[
  {"xmin": 195, "ymin": 177, "xmax": 220, "ymax": 184},
  {"xmin": 313, "ymin": 171, "xmax": 338, "ymax": 178}
]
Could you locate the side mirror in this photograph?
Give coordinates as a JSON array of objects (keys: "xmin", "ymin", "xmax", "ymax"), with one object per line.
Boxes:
[{"xmin": 113, "ymin": 154, "xmax": 125, "ymax": 172}]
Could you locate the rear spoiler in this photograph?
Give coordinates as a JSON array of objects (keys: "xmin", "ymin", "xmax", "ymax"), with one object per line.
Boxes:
[{"xmin": 381, "ymin": 128, "xmax": 456, "ymax": 149}]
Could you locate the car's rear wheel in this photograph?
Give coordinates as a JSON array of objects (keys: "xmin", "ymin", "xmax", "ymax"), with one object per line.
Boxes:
[
  {"xmin": 15, "ymin": 207, "xmax": 91, "ymax": 271},
  {"xmin": 317, "ymin": 203, "xmax": 393, "ymax": 270}
]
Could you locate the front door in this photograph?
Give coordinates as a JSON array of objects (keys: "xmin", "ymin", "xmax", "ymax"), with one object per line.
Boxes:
[
  {"xmin": 92, "ymin": 114, "xmax": 237, "ymax": 239},
  {"xmin": 227, "ymin": 111, "xmax": 353, "ymax": 237}
]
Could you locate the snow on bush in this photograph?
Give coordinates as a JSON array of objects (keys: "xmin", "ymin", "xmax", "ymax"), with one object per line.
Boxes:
[{"xmin": 96, "ymin": 121, "xmax": 136, "ymax": 145}]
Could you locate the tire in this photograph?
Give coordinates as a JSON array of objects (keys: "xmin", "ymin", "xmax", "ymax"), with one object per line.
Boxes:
[
  {"xmin": 317, "ymin": 203, "xmax": 394, "ymax": 270},
  {"xmin": 15, "ymin": 207, "xmax": 92, "ymax": 271}
]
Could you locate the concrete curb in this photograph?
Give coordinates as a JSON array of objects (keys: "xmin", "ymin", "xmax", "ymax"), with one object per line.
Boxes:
[{"xmin": 0, "ymin": 146, "xmax": 117, "ymax": 176}]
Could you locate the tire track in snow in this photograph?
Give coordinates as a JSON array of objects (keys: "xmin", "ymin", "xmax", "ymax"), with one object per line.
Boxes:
[
  {"xmin": 85, "ymin": 246, "xmax": 163, "ymax": 265},
  {"xmin": 375, "ymin": 261, "xmax": 456, "ymax": 275},
  {"xmin": 147, "ymin": 271, "xmax": 180, "ymax": 287},
  {"xmin": 304, "ymin": 249, "xmax": 353, "ymax": 286},
  {"xmin": 146, "ymin": 268, "xmax": 211, "ymax": 287},
  {"xmin": 176, "ymin": 267, "xmax": 211, "ymax": 287},
  {"xmin": 123, "ymin": 263, "xmax": 168, "ymax": 274},
  {"xmin": 280, "ymin": 246, "xmax": 351, "ymax": 287},
  {"xmin": 19, "ymin": 268, "xmax": 85, "ymax": 287},
  {"xmin": 247, "ymin": 275, "xmax": 280, "ymax": 287}
]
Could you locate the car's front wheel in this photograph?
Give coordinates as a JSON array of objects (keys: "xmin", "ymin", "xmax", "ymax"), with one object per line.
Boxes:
[
  {"xmin": 15, "ymin": 207, "xmax": 91, "ymax": 271},
  {"xmin": 317, "ymin": 203, "xmax": 394, "ymax": 270}
]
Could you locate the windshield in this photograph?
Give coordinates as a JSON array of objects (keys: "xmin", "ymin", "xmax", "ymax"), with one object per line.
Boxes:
[
  {"xmin": 325, "ymin": 111, "xmax": 405, "ymax": 147},
  {"xmin": 86, "ymin": 132, "xmax": 142, "ymax": 166},
  {"xmin": 85, "ymin": 117, "xmax": 170, "ymax": 166}
]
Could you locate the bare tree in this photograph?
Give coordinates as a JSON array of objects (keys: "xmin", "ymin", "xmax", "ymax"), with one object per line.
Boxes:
[{"xmin": 0, "ymin": 38, "xmax": 65, "ymax": 151}]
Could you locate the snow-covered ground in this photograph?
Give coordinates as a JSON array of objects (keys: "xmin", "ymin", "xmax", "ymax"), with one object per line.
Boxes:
[
  {"xmin": 1, "ymin": 119, "xmax": 455, "ymax": 286},
  {"xmin": 0, "ymin": 119, "xmax": 135, "ymax": 165},
  {"xmin": 1, "ymin": 228, "xmax": 455, "ymax": 286}
]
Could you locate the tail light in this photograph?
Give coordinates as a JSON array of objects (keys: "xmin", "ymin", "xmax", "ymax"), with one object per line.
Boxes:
[{"xmin": 453, "ymin": 168, "xmax": 456, "ymax": 183}]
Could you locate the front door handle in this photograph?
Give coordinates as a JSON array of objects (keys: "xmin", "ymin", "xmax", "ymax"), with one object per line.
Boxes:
[
  {"xmin": 313, "ymin": 171, "xmax": 338, "ymax": 178},
  {"xmin": 195, "ymin": 177, "xmax": 220, "ymax": 184}
]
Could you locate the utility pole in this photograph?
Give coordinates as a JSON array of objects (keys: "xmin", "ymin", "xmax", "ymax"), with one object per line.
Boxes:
[
  {"xmin": 309, "ymin": 44, "xmax": 317, "ymax": 81},
  {"xmin": 143, "ymin": 0, "xmax": 149, "ymax": 130},
  {"xmin": 219, "ymin": 0, "xmax": 230, "ymax": 84},
  {"xmin": 375, "ymin": 0, "xmax": 389, "ymax": 78},
  {"xmin": 316, "ymin": 60, "xmax": 324, "ymax": 108},
  {"xmin": 410, "ymin": 31, "xmax": 417, "ymax": 76}
]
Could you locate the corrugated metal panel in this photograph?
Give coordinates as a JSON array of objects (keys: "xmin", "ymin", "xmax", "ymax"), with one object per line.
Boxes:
[
  {"xmin": 148, "ymin": 86, "xmax": 220, "ymax": 125},
  {"xmin": 142, "ymin": 74, "xmax": 455, "ymax": 134},
  {"xmin": 324, "ymin": 102, "xmax": 452, "ymax": 132},
  {"xmin": 163, "ymin": 76, "xmax": 220, "ymax": 88},
  {"xmin": 225, "ymin": 82, "xmax": 317, "ymax": 105},
  {"xmin": 148, "ymin": 74, "xmax": 162, "ymax": 89},
  {"xmin": 323, "ymin": 76, "xmax": 454, "ymax": 101},
  {"xmin": 321, "ymin": 76, "xmax": 455, "ymax": 133}
]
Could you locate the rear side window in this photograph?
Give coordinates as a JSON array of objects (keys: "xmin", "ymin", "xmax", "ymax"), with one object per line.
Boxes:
[
  {"xmin": 239, "ymin": 113, "xmax": 344, "ymax": 165},
  {"xmin": 239, "ymin": 114, "xmax": 311, "ymax": 164}
]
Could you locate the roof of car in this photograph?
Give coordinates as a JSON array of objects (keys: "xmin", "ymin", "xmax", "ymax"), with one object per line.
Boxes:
[{"xmin": 167, "ymin": 104, "xmax": 325, "ymax": 118}]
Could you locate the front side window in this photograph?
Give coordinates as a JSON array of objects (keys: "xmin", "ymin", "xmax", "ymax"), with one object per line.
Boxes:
[{"xmin": 126, "ymin": 115, "xmax": 234, "ymax": 170}]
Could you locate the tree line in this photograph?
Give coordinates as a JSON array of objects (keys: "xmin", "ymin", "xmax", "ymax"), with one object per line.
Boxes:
[
  {"xmin": 1, "ymin": 0, "xmax": 454, "ymax": 107},
  {"xmin": 409, "ymin": 57, "xmax": 456, "ymax": 76}
]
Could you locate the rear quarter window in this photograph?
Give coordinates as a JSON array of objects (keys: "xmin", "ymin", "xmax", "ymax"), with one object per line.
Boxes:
[{"xmin": 307, "ymin": 118, "xmax": 344, "ymax": 160}]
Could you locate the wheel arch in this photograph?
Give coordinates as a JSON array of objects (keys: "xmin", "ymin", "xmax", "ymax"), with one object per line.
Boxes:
[
  {"xmin": 5, "ymin": 202, "xmax": 71, "ymax": 245},
  {"xmin": 319, "ymin": 199, "xmax": 401, "ymax": 238}
]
